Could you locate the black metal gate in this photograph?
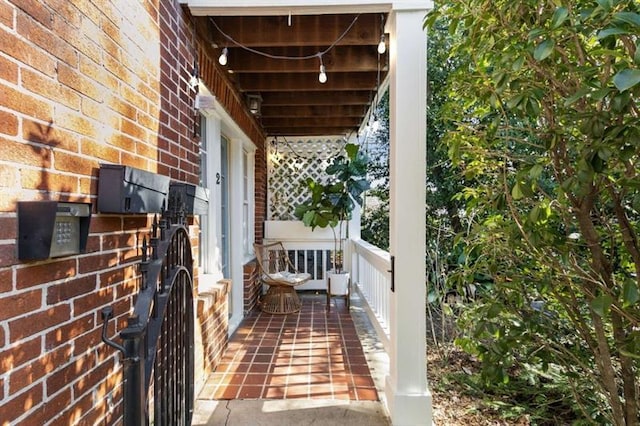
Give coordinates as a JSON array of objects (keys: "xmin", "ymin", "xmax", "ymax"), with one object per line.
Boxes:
[{"xmin": 102, "ymin": 201, "xmax": 194, "ymax": 426}]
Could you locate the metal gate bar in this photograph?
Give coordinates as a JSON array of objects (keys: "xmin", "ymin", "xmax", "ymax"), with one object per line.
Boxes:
[{"xmin": 102, "ymin": 200, "xmax": 194, "ymax": 426}]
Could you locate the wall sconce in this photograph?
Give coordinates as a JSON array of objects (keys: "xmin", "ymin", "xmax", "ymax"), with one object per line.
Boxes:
[{"xmin": 246, "ymin": 94, "xmax": 262, "ymax": 116}]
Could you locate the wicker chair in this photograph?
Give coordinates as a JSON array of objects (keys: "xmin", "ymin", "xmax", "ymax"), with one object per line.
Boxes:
[{"xmin": 254, "ymin": 242, "xmax": 311, "ymax": 314}]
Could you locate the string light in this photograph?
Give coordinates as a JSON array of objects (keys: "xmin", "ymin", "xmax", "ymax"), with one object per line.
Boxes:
[
  {"xmin": 318, "ymin": 55, "xmax": 327, "ymax": 83},
  {"xmin": 377, "ymin": 34, "xmax": 386, "ymax": 54},
  {"xmin": 377, "ymin": 14, "xmax": 387, "ymax": 55},
  {"xmin": 188, "ymin": 60, "xmax": 200, "ymax": 90},
  {"xmin": 218, "ymin": 47, "xmax": 228, "ymax": 65},
  {"xmin": 319, "ymin": 65, "xmax": 327, "ymax": 83},
  {"xmin": 209, "ymin": 15, "xmax": 361, "ymax": 84}
]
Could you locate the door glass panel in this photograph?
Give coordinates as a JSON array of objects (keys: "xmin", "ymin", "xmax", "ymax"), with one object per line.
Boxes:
[{"xmin": 220, "ymin": 135, "xmax": 230, "ymax": 278}]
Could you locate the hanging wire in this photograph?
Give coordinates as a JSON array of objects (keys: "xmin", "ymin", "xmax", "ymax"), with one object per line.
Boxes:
[{"xmin": 209, "ymin": 15, "xmax": 361, "ymax": 61}]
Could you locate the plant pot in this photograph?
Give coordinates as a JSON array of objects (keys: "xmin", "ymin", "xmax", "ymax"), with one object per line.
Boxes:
[{"xmin": 327, "ymin": 271, "xmax": 350, "ymax": 296}]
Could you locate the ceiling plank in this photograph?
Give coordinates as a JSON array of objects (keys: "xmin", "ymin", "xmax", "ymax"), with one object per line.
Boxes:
[
  {"xmin": 260, "ymin": 91, "xmax": 372, "ymax": 106},
  {"xmin": 208, "ymin": 14, "xmax": 383, "ymax": 47},
  {"xmin": 238, "ymin": 72, "xmax": 379, "ymax": 91},
  {"xmin": 262, "ymin": 117, "xmax": 361, "ymax": 127},
  {"xmin": 221, "ymin": 45, "xmax": 387, "ymax": 73},
  {"xmin": 265, "ymin": 127, "xmax": 357, "ymax": 136},
  {"xmin": 261, "ymin": 105, "xmax": 367, "ymax": 117}
]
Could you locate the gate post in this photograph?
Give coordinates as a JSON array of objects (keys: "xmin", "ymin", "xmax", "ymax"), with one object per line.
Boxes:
[{"xmin": 120, "ymin": 315, "xmax": 146, "ymax": 426}]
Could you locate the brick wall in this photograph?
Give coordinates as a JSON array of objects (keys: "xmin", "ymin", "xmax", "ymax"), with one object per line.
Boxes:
[
  {"xmin": 194, "ymin": 279, "xmax": 230, "ymax": 392},
  {"xmin": 243, "ymin": 260, "xmax": 261, "ymax": 315},
  {"xmin": 0, "ymin": 1, "xmax": 270, "ymax": 424}
]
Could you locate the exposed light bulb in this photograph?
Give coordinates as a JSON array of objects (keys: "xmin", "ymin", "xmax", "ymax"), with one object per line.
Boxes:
[
  {"xmin": 218, "ymin": 47, "xmax": 228, "ymax": 66},
  {"xmin": 188, "ymin": 61, "xmax": 200, "ymax": 90},
  {"xmin": 377, "ymin": 34, "xmax": 386, "ymax": 54},
  {"xmin": 318, "ymin": 64, "xmax": 327, "ymax": 84},
  {"xmin": 188, "ymin": 74, "xmax": 199, "ymax": 90}
]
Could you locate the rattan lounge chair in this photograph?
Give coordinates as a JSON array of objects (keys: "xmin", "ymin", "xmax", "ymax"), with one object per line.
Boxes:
[{"xmin": 254, "ymin": 242, "xmax": 311, "ymax": 314}]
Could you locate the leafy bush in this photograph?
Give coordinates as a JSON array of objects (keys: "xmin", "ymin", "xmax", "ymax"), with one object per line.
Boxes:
[{"xmin": 428, "ymin": 1, "xmax": 640, "ymax": 424}]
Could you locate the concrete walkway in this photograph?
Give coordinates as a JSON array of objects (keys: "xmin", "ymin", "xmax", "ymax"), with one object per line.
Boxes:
[
  {"xmin": 192, "ymin": 399, "xmax": 389, "ymax": 425},
  {"xmin": 192, "ymin": 292, "xmax": 391, "ymax": 425}
]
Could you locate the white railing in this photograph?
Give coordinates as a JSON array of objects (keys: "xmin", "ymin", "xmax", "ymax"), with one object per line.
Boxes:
[
  {"xmin": 264, "ymin": 220, "xmax": 337, "ymax": 290},
  {"xmin": 350, "ymin": 238, "xmax": 391, "ymax": 351},
  {"xmin": 264, "ymin": 221, "xmax": 391, "ymax": 350}
]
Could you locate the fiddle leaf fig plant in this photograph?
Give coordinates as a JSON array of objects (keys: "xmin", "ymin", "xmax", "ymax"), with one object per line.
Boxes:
[{"xmin": 294, "ymin": 143, "xmax": 370, "ymax": 273}]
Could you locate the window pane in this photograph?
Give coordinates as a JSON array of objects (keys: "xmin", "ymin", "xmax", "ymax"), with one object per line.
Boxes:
[{"xmin": 199, "ymin": 115, "xmax": 207, "ymax": 187}]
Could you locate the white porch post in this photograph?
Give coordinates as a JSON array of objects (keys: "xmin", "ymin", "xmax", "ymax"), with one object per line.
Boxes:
[{"xmin": 386, "ymin": 3, "xmax": 432, "ymax": 425}]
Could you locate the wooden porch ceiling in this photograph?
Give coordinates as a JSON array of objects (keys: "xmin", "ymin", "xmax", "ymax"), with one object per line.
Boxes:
[{"xmin": 194, "ymin": 13, "xmax": 388, "ymax": 137}]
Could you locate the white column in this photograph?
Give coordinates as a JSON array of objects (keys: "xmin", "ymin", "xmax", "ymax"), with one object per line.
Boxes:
[{"xmin": 386, "ymin": 4, "xmax": 432, "ymax": 426}]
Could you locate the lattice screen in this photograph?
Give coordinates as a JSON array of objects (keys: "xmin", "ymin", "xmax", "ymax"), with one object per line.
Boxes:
[{"xmin": 267, "ymin": 137, "xmax": 347, "ymax": 220}]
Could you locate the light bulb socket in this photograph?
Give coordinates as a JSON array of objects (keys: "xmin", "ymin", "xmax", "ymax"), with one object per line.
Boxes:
[{"xmin": 218, "ymin": 47, "xmax": 228, "ymax": 66}]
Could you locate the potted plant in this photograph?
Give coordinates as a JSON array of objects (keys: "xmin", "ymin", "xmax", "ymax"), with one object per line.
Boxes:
[{"xmin": 294, "ymin": 143, "xmax": 370, "ymax": 295}]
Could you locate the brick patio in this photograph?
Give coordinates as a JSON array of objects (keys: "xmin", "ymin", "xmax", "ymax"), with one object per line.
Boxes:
[{"xmin": 198, "ymin": 294, "xmax": 379, "ymax": 401}]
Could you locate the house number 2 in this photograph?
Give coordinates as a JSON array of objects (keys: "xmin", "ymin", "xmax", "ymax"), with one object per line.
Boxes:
[{"xmin": 216, "ymin": 172, "xmax": 221, "ymax": 184}]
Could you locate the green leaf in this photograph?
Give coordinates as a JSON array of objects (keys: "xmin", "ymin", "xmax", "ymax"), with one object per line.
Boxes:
[
  {"xmin": 590, "ymin": 294, "xmax": 613, "ymax": 317},
  {"xmin": 613, "ymin": 69, "xmax": 640, "ymax": 92},
  {"xmin": 528, "ymin": 28, "xmax": 545, "ymax": 41},
  {"xmin": 597, "ymin": 27, "xmax": 628, "ymax": 39},
  {"xmin": 529, "ymin": 164, "xmax": 544, "ymax": 179},
  {"xmin": 512, "ymin": 182, "xmax": 524, "ymax": 200},
  {"xmin": 529, "ymin": 205, "xmax": 540, "ymax": 222},
  {"xmin": 622, "ymin": 281, "xmax": 639, "ymax": 307},
  {"xmin": 487, "ymin": 303, "xmax": 502, "ymax": 319},
  {"xmin": 506, "ymin": 94, "xmax": 523, "ymax": 109},
  {"xmin": 512, "ymin": 56, "xmax": 525, "ymax": 72},
  {"xmin": 613, "ymin": 12, "xmax": 640, "ymax": 28},
  {"xmin": 534, "ymin": 39, "xmax": 555, "ymax": 61},
  {"xmin": 551, "ymin": 7, "xmax": 569, "ymax": 29},
  {"xmin": 592, "ymin": 88, "xmax": 614, "ymax": 100},
  {"xmin": 597, "ymin": 146, "xmax": 612, "ymax": 161},
  {"xmin": 564, "ymin": 87, "xmax": 591, "ymax": 106},
  {"xmin": 344, "ymin": 143, "xmax": 358, "ymax": 160},
  {"xmin": 596, "ymin": 0, "xmax": 612, "ymax": 12}
]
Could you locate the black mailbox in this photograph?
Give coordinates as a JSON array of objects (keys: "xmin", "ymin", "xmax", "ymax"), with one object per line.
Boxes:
[
  {"xmin": 169, "ymin": 182, "xmax": 209, "ymax": 215},
  {"xmin": 97, "ymin": 164, "xmax": 170, "ymax": 214},
  {"xmin": 18, "ymin": 201, "xmax": 92, "ymax": 260}
]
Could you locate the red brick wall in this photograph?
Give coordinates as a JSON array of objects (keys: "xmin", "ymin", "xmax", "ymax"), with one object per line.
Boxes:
[
  {"xmin": 243, "ymin": 260, "xmax": 261, "ymax": 314},
  {"xmin": 195, "ymin": 280, "xmax": 230, "ymax": 383},
  {"xmin": 0, "ymin": 0, "xmax": 274, "ymax": 424}
]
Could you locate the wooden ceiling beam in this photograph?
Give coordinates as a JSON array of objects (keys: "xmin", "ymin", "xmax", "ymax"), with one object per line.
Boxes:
[
  {"xmin": 262, "ymin": 117, "xmax": 362, "ymax": 127},
  {"xmin": 260, "ymin": 91, "xmax": 372, "ymax": 106},
  {"xmin": 238, "ymin": 72, "xmax": 379, "ymax": 91},
  {"xmin": 261, "ymin": 105, "xmax": 367, "ymax": 117},
  {"xmin": 208, "ymin": 14, "xmax": 383, "ymax": 47},
  {"xmin": 221, "ymin": 46, "xmax": 387, "ymax": 73},
  {"xmin": 265, "ymin": 127, "xmax": 357, "ymax": 136}
]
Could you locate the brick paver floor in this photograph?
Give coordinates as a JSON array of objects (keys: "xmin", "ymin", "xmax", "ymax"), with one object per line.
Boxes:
[{"xmin": 198, "ymin": 294, "xmax": 378, "ymax": 401}]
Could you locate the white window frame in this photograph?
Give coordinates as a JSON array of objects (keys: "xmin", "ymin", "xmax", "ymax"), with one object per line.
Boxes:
[
  {"xmin": 242, "ymin": 148, "xmax": 255, "ymax": 260},
  {"xmin": 196, "ymin": 86, "xmax": 256, "ymax": 334}
]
